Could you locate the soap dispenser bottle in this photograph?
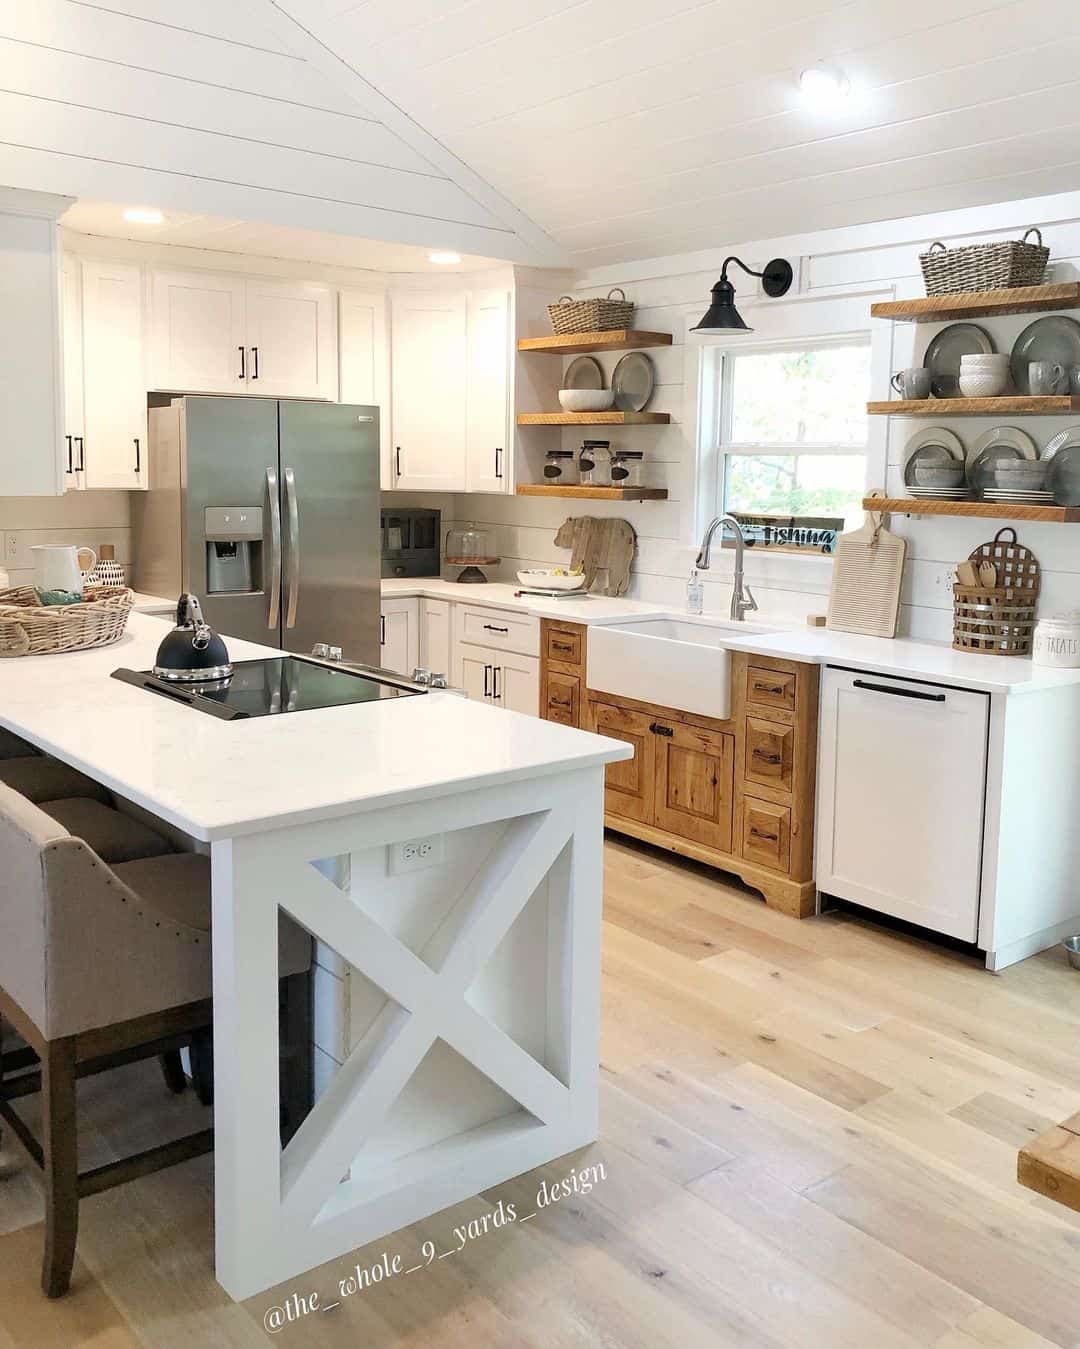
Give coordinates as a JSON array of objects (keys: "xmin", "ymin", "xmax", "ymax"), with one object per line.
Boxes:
[{"xmin": 686, "ymin": 568, "xmax": 704, "ymax": 615}]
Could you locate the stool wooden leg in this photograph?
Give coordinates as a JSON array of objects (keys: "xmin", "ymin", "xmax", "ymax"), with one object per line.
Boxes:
[
  {"xmin": 41, "ymin": 1037, "xmax": 78, "ymax": 1299},
  {"xmin": 280, "ymin": 971, "xmax": 314, "ymax": 1146},
  {"xmin": 158, "ymin": 1050, "xmax": 188, "ymax": 1095}
]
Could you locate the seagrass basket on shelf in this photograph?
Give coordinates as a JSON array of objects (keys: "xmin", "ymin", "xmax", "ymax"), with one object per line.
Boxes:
[
  {"xmin": 0, "ymin": 586, "xmax": 134, "ymax": 657},
  {"xmin": 953, "ymin": 529, "xmax": 1040, "ymax": 657},
  {"xmin": 919, "ymin": 228, "xmax": 1049, "ymax": 296},
  {"xmin": 547, "ymin": 288, "xmax": 634, "ymax": 335}
]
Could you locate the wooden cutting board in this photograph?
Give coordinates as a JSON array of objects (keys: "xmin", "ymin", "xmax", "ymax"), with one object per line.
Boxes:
[
  {"xmin": 826, "ymin": 514, "xmax": 907, "ymax": 638},
  {"xmin": 554, "ymin": 516, "xmax": 636, "ymax": 595}
]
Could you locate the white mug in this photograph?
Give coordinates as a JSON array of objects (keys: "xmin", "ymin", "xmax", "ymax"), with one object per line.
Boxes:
[
  {"xmin": 31, "ymin": 545, "xmax": 97, "ymax": 598},
  {"xmin": 1029, "ymin": 361, "xmax": 1066, "ymax": 395}
]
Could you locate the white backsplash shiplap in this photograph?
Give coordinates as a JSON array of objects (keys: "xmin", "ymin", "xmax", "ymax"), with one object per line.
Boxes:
[
  {"xmin": 0, "ymin": 492, "xmax": 131, "ymax": 588},
  {"xmin": 406, "ymin": 190, "xmax": 1080, "ymax": 641}
]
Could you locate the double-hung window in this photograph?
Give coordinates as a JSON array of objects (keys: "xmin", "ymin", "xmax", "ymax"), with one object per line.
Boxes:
[{"xmin": 713, "ymin": 339, "xmax": 871, "ymax": 537}]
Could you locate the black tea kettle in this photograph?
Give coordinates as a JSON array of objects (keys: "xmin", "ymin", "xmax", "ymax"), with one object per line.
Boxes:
[{"xmin": 153, "ymin": 594, "xmax": 233, "ymax": 683}]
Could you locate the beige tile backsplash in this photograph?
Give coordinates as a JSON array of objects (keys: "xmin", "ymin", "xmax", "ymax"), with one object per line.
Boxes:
[{"xmin": 0, "ymin": 492, "xmax": 132, "ymax": 587}]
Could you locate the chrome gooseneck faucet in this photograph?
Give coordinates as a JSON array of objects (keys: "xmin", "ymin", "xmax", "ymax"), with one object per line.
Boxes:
[{"xmin": 695, "ymin": 514, "xmax": 758, "ymax": 622}]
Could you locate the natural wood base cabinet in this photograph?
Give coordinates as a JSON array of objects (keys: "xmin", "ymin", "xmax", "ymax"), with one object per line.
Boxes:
[
  {"xmin": 540, "ymin": 619, "xmax": 588, "ymax": 728},
  {"xmin": 581, "ymin": 652, "xmax": 819, "ymax": 919}
]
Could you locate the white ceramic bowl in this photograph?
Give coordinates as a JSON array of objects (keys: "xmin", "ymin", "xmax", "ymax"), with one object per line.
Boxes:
[
  {"xmin": 960, "ymin": 353, "xmax": 1009, "ymax": 364},
  {"xmin": 516, "ymin": 568, "xmax": 587, "ymax": 591},
  {"xmin": 558, "ymin": 389, "xmax": 614, "ymax": 413},
  {"xmin": 914, "ymin": 464, "xmax": 965, "ymax": 487},
  {"xmin": 958, "ymin": 372, "xmax": 1010, "ymax": 397}
]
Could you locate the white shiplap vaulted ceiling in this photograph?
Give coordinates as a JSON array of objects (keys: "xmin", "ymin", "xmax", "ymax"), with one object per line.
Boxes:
[{"xmin": 273, "ymin": 0, "xmax": 1080, "ymax": 267}]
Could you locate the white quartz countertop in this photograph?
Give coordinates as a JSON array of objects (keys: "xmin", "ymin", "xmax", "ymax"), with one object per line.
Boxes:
[
  {"xmin": 0, "ymin": 614, "xmax": 630, "ymax": 843},
  {"xmin": 382, "ymin": 577, "xmax": 1080, "ymax": 696}
]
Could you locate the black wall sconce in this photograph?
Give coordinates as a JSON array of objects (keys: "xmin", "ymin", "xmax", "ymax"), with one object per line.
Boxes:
[{"xmin": 690, "ymin": 256, "xmax": 794, "ymax": 333}]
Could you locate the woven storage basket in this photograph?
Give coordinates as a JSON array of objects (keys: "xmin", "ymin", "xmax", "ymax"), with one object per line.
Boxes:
[
  {"xmin": 953, "ymin": 528, "xmax": 1040, "ymax": 656},
  {"xmin": 547, "ymin": 288, "xmax": 634, "ymax": 335},
  {"xmin": 0, "ymin": 585, "xmax": 134, "ymax": 657},
  {"xmin": 920, "ymin": 228, "xmax": 1049, "ymax": 296}
]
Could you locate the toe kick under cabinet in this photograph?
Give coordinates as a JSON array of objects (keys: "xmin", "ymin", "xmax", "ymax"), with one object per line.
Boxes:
[{"xmin": 579, "ymin": 645, "xmax": 819, "ymax": 919}]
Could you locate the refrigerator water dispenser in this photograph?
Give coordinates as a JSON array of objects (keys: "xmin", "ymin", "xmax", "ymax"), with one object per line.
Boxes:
[{"xmin": 205, "ymin": 506, "xmax": 262, "ymax": 594}]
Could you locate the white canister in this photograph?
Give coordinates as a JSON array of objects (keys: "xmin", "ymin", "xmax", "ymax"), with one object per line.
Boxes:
[{"xmin": 1032, "ymin": 612, "xmax": 1080, "ymax": 668}]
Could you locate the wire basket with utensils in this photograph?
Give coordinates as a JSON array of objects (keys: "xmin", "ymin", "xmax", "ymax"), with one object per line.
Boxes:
[
  {"xmin": 920, "ymin": 229, "xmax": 1049, "ymax": 296},
  {"xmin": 547, "ymin": 288, "xmax": 634, "ymax": 335},
  {"xmin": 952, "ymin": 528, "xmax": 1040, "ymax": 657}
]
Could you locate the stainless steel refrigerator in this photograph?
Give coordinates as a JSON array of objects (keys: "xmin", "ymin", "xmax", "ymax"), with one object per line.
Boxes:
[{"xmin": 132, "ymin": 397, "xmax": 380, "ymax": 663}]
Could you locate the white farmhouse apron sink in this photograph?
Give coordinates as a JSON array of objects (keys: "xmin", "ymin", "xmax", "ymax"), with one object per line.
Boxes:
[{"xmin": 586, "ymin": 616, "xmax": 780, "ymax": 720}]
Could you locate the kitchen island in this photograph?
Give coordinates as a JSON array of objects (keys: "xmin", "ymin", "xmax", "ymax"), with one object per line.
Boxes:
[{"xmin": 0, "ymin": 613, "xmax": 631, "ymax": 1300}]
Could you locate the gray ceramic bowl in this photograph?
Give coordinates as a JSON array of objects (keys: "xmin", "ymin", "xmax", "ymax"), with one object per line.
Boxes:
[{"xmin": 914, "ymin": 464, "xmax": 965, "ymax": 487}]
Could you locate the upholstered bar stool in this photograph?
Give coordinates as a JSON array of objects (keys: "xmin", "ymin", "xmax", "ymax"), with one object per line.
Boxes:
[{"xmin": 0, "ymin": 782, "xmax": 313, "ymax": 1297}]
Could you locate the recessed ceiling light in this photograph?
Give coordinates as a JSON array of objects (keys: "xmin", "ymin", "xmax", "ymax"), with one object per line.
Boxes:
[
  {"xmin": 429, "ymin": 251, "xmax": 461, "ymax": 265},
  {"xmin": 799, "ymin": 64, "xmax": 851, "ymax": 110},
  {"xmin": 123, "ymin": 207, "xmax": 165, "ymax": 225}
]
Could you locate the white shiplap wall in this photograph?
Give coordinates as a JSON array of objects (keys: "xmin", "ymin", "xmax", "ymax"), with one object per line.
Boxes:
[
  {"xmin": 0, "ymin": 0, "xmax": 561, "ymax": 265},
  {"xmin": 439, "ymin": 189, "xmax": 1080, "ymax": 642},
  {"xmin": 0, "ymin": 492, "xmax": 131, "ymax": 589}
]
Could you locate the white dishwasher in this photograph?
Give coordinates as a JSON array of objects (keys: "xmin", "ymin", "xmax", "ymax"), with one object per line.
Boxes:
[{"xmin": 816, "ymin": 667, "xmax": 989, "ymax": 941}]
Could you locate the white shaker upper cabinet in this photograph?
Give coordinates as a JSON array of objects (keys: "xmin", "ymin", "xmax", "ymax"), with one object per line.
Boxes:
[
  {"xmin": 465, "ymin": 288, "xmax": 511, "ymax": 494},
  {"xmin": 339, "ymin": 289, "xmax": 390, "ymax": 485},
  {"xmin": 390, "ymin": 291, "xmax": 467, "ymax": 491},
  {"xmin": 150, "ymin": 269, "xmax": 247, "ymax": 395},
  {"xmin": 244, "ymin": 279, "xmax": 337, "ymax": 401},
  {"xmin": 80, "ymin": 259, "xmax": 147, "ymax": 491},
  {"xmin": 60, "ymin": 254, "xmax": 84, "ymax": 491}
]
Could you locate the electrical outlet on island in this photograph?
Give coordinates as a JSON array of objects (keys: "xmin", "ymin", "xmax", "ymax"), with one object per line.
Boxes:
[{"xmin": 387, "ymin": 834, "xmax": 445, "ymax": 876}]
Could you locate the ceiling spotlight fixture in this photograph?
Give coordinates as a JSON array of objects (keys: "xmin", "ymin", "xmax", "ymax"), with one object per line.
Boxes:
[
  {"xmin": 429, "ymin": 251, "xmax": 461, "ymax": 265},
  {"xmin": 123, "ymin": 207, "xmax": 165, "ymax": 225},
  {"xmin": 799, "ymin": 63, "xmax": 851, "ymax": 110},
  {"xmin": 690, "ymin": 256, "xmax": 794, "ymax": 334}
]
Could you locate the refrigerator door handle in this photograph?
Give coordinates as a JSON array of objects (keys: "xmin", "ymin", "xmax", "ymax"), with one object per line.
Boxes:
[
  {"xmin": 266, "ymin": 467, "xmax": 282, "ymax": 630},
  {"xmin": 284, "ymin": 466, "xmax": 300, "ymax": 630}
]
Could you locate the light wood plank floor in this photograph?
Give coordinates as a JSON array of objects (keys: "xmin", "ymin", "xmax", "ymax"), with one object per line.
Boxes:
[{"xmin": 2, "ymin": 835, "xmax": 1080, "ymax": 1347}]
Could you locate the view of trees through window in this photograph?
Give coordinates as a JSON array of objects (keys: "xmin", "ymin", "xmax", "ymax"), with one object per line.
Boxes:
[{"xmin": 722, "ymin": 344, "xmax": 870, "ymax": 530}]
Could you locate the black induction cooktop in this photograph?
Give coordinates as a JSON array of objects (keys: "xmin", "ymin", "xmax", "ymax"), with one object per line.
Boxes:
[{"xmin": 112, "ymin": 656, "xmax": 423, "ymax": 721}]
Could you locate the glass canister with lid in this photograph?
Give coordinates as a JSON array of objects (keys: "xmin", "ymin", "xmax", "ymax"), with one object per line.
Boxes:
[
  {"xmin": 578, "ymin": 439, "xmax": 610, "ymax": 487},
  {"xmin": 543, "ymin": 449, "xmax": 577, "ymax": 485},
  {"xmin": 609, "ymin": 450, "xmax": 644, "ymax": 489}
]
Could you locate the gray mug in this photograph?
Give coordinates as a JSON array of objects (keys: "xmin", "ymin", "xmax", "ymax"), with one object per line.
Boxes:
[
  {"xmin": 891, "ymin": 367, "xmax": 931, "ymax": 400},
  {"xmin": 1029, "ymin": 360, "xmax": 1066, "ymax": 395},
  {"xmin": 1070, "ymin": 365, "xmax": 1080, "ymax": 395}
]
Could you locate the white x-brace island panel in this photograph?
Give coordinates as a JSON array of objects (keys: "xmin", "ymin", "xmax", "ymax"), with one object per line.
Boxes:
[{"xmin": 211, "ymin": 765, "xmax": 608, "ymax": 1300}]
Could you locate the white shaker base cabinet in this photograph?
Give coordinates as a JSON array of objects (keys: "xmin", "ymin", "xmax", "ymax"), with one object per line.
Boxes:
[
  {"xmin": 379, "ymin": 597, "xmax": 420, "ymax": 676},
  {"xmin": 455, "ymin": 646, "xmax": 540, "ymax": 715},
  {"xmin": 420, "ymin": 598, "xmax": 452, "ymax": 678},
  {"xmin": 816, "ymin": 668, "xmax": 989, "ymax": 942}
]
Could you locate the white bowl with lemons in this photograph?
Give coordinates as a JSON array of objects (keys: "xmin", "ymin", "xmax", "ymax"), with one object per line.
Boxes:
[{"xmin": 516, "ymin": 568, "xmax": 587, "ymax": 592}]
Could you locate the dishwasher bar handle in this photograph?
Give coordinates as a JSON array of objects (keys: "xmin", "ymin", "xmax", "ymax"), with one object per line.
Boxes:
[{"xmin": 852, "ymin": 679, "xmax": 946, "ymax": 703}]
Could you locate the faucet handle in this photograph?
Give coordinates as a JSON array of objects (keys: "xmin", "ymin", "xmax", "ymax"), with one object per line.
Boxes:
[{"xmin": 743, "ymin": 582, "xmax": 759, "ymax": 614}]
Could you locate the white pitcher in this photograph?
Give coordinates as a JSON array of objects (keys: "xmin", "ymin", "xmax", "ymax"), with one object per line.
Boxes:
[{"xmin": 31, "ymin": 545, "xmax": 97, "ymax": 598}]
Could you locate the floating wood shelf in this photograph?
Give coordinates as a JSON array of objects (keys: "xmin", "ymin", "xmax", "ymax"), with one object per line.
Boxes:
[
  {"xmin": 517, "ymin": 484, "xmax": 668, "ymax": 501},
  {"xmin": 517, "ymin": 411, "xmax": 670, "ymax": 426},
  {"xmin": 864, "ymin": 497, "xmax": 1080, "ymax": 523},
  {"xmin": 868, "ymin": 395, "xmax": 1080, "ymax": 417},
  {"xmin": 871, "ymin": 282, "xmax": 1080, "ymax": 323},
  {"xmin": 517, "ymin": 330, "xmax": 673, "ymax": 355}
]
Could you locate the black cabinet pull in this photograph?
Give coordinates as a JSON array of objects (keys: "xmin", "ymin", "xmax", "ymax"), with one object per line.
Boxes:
[
  {"xmin": 133, "ymin": 437, "xmax": 141, "ymax": 474},
  {"xmin": 750, "ymin": 827, "xmax": 779, "ymax": 843},
  {"xmin": 65, "ymin": 435, "xmax": 73, "ymax": 474},
  {"xmin": 483, "ymin": 624, "xmax": 509, "ymax": 634},
  {"xmin": 492, "ymin": 665, "xmax": 501, "ymax": 700},
  {"xmin": 495, "ymin": 446, "xmax": 503, "ymax": 479},
  {"xmin": 852, "ymin": 679, "xmax": 946, "ymax": 703},
  {"xmin": 395, "ymin": 447, "xmax": 402, "ymax": 478},
  {"xmin": 753, "ymin": 681, "xmax": 786, "ymax": 697},
  {"xmin": 238, "ymin": 345, "xmax": 246, "ymax": 380},
  {"xmin": 649, "ymin": 722, "xmax": 673, "ymax": 737},
  {"xmin": 379, "ymin": 614, "xmax": 386, "ymax": 646},
  {"xmin": 753, "ymin": 748, "xmax": 782, "ymax": 765},
  {"xmin": 251, "ymin": 346, "xmax": 259, "ymax": 380},
  {"xmin": 552, "ymin": 640, "xmax": 573, "ymax": 653},
  {"xmin": 483, "ymin": 663, "xmax": 492, "ymax": 698},
  {"xmin": 74, "ymin": 436, "xmax": 85, "ymax": 473}
]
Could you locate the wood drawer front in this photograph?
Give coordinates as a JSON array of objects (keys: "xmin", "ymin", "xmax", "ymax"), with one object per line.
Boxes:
[
  {"xmin": 592, "ymin": 702, "xmax": 655, "ymax": 824},
  {"xmin": 741, "ymin": 797, "xmax": 791, "ymax": 873},
  {"xmin": 653, "ymin": 719, "xmax": 734, "ymax": 854},
  {"xmin": 544, "ymin": 625, "xmax": 583, "ymax": 668},
  {"xmin": 744, "ymin": 717, "xmax": 794, "ymax": 794},
  {"xmin": 458, "ymin": 604, "xmax": 539, "ymax": 657},
  {"xmin": 543, "ymin": 668, "xmax": 581, "ymax": 726},
  {"xmin": 747, "ymin": 665, "xmax": 796, "ymax": 713}
]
